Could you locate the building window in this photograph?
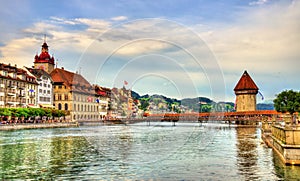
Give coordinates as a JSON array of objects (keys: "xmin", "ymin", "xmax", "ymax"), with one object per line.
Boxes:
[
  {"xmin": 65, "ymin": 103, "xmax": 68, "ymax": 110},
  {"xmin": 58, "ymin": 94, "xmax": 62, "ymax": 101},
  {"xmin": 74, "ymin": 104, "xmax": 76, "ymax": 111},
  {"xmin": 58, "ymin": 103, "xmax": 62, "ymax": 110},
  {"xmin": 39, "ymin": 89, "xmax": 42, "ymax": 93},
  {"xmin": 47, "ymin": 90, "xmax": 50, "ymax": 94},
  {"xmin": 64, "ymin": 94, "xmax": 68, "ymax": 101},
  {"xmin": 58, "ymin": 85, "xmax": 62, "ymax": 89}
]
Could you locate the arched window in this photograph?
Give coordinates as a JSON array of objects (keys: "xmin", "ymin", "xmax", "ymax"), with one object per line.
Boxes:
[
  {"xmin": 58, "ymin": 103, "xmax": 62, "ymax": 110},
  {"xmin": 81, "ymin": 105, "xmax": 83, "ymax": 111},
  {"xmin": 65, "ymin": 103, "xmax": 68, "ymax": 110}
]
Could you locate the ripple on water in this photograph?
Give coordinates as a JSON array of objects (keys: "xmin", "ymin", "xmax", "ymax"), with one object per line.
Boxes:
[{"xmin": 0, "ymin": 123, "xmax": 300, "ymax": 180}]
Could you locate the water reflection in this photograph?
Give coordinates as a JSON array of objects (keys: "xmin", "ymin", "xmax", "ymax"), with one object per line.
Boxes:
[
  {"xmin": 0, "ymin": 124, "xmax": 300, "ymax": 180},
  {"xmin": 273, "ymin": 150, "xmax": 300, "ymax": 180},
  {"xmin": 236, "ymin": 127, "xmax": 259, "ymax": 180}
]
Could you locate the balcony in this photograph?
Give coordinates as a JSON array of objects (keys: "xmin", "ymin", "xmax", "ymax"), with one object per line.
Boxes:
[
  {"xmin": 7, "ymin": 84, "xmax": 16, "ymax": 89},
  {"xmin": 29, "ymin": 94, "xmax": 35, "ymax": 98},
  {"xmin": 6, "ymin": 101, "xmax": 17, "ymax": 105},
  {"xmin": 18, "ymin": 93, "xmax": 26, "ymax": 97},
  {"xmin": 7, "ymin": 92, "xmax": 16, "ymax": 96}
]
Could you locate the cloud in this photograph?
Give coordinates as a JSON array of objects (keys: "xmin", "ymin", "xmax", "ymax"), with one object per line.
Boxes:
[
  {"xmin": 0, "ymin": 37, "xmax": 38, "ymax": 67},
  {"xmin": 249, "ymin": 0, "xmax": 268, "ymax": 6},
  {"xmin": 198, "ymin": 0, "xmax": 300, "ymax": 100},
  {"xmin": 0, "ymin": 1, "xmax": 299, "ymax": 101},
  {"xmin": 111, "ymin": 16, "xmax": 128, "ymax": 21}
]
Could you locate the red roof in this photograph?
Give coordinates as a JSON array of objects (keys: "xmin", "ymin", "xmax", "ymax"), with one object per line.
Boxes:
[
  {"xmin": 234, "ymin": 70, "xmax": 258, "ymax": 91},
  {"xmin": 34, "ymin": 42, "xmax": 55, "ymax": 65},
  {"xmin": 50, "ymin": 68, "xmax": 93, "ymax": 94}
]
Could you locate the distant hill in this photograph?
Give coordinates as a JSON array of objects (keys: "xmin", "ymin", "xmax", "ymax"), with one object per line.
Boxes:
[
  {"xmin": 131, "ymin": 90, "xmax": 235, "ymax": 113},
  {"xmin": 131, "ymin": 90, "xmax": 274, "ymax": 113},
  {"xmin": 257, "ymin": 103, "xmax": 274, "ymax": 110}
]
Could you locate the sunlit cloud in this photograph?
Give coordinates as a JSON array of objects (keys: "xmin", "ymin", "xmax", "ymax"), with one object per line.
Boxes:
[
  {"xmin": 111, "ymin": 16, "xmax": 128, "ymax": 21},
  {"xmin": 249, "ymin": 0, "xmax": 268, "ymax": 6},
  {"xmin": 0, "ymin": 0, "xmax": 299, "ymax": 101}
]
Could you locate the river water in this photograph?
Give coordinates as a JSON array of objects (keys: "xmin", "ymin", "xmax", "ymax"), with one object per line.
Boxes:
[{"xmin": 0, "ymin": 122, "xmax": 300, "ymax": 180}]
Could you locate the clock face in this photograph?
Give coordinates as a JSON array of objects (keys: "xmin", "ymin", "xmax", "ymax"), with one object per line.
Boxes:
[{"xmin": 38, "ymin": 65, "xmax": 45, "ymax": 70}]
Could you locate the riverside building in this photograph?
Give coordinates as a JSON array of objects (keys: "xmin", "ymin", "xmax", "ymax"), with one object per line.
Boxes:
[
  {"xmin": 33, "ymin": 40, "xmax": 100, "ymax": 121},
  {"xmin": 50, "ymin": 67, "xmax": 100, "ymax": 121},
  {"xmin": 24, "ymin": 67, "xmax": 53, "ymax": 108},
  {"xmin": 0, "ymin": 63, "xmax": 38, "ymax": 108}
]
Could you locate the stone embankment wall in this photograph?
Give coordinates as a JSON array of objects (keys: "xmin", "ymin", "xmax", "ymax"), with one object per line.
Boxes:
[
  {"xmin": 271, "ymin": 125, "xmax": 300, "ymax": 165},
  {"xmin": 0, "ymin": 122, "xmax": 78, "ymax": 131}
]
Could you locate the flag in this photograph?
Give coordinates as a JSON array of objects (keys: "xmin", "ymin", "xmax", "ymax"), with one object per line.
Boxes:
[
  {"xmin": 87, "ymin": 97, "xmax": 92, "ymax": 102},
  {"xmin": 96, "ymin": 98, "xmax": 100, "ymax": 103},
  {"xmin": 258, "ymin": 91, "xmax": 264, "ymax": 100},
  {"xmin": 124, "ymin": 80, "xmax": 128, "ymax": 85}
]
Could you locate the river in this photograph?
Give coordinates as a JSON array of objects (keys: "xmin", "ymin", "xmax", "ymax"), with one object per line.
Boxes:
[{"xmin": 0, "ymin": 122, "xmax": 300, "ymax": 180}]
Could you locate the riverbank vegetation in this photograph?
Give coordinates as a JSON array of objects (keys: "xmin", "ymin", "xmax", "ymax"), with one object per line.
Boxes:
[
  {"xmin": 0, "ymin": 108, "xmax": 69, "ymax": 124},
  {"xmin": 274, "ymin": 90, "xmax": 300, "ymax": 123}
]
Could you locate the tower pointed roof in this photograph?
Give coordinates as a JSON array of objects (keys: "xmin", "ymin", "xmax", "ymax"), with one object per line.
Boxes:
[
  {"xmin": 234, "ymin": 70, "xmax": 258, "ymax": 91},
  {"xmin": 34, "ymin": 40, "xmax": 54, "ymax": 65}
]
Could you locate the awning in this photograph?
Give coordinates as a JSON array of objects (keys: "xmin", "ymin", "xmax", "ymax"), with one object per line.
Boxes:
[
  {"xmin": 39, "ymin": 104, "xmax": 55, "ymax": 108},
  {"xmin": 27, "ymin": 104, "xmax": 39, "ymax": 108}
]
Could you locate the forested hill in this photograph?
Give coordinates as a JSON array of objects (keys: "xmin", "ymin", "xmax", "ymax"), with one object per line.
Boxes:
[{"xmin": 131, "ymin": 90, "xmax": 274, "ymax": 112}]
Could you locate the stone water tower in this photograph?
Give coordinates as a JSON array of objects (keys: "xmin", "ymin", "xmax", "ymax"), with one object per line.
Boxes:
[{"xmin": 234, "ymin": 70, "xmax": 259, "ymax": 112}]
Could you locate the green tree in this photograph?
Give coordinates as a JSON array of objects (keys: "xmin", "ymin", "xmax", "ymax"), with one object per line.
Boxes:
[
  {"xmin": 0, "ymin": 108, "xmax": 11, "ymax": 119},
  {"xmin": 16, "ymin": 108, "xmax": 29, "ymax": 119},
  {"xmin": 274, "ymin": 90, "xmax": 300, "ymax": 122},
  {"xmin": 139, "ymin": 98, "xmax": 149, "ymax": 111},
  {"xmin": 44, "ymin": 108, "xmax": 52, "ymax": 119}
]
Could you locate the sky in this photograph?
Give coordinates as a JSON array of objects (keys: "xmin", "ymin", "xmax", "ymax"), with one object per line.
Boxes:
[{"xmin": 0, "ymin": 0, "xmax": 299, "ymax": 102}]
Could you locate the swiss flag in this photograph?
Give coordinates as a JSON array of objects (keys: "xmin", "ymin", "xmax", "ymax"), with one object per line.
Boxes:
[
  {"xmin": 87, "ymin": 97, "xmax": 92, "ymax": 102},
  {"xmin": 124, "ymin": 80, "xmax": 128, "ymax": 85}
]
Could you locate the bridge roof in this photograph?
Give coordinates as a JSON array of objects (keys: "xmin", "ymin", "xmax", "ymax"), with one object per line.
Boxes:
[{"xmin": 234, "ymin": 70, "xmax": 258, "ymax": 91}]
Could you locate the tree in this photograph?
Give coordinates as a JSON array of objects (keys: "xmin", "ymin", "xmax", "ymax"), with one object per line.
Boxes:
[
  {"xmin": 274, "ymin": 90, "xmax": 300, "ymax": 122},
  {"xmin": 139, "ymin": 98, "xmax": 149, "ymax": 111},
  {"xmin": 0, "ymin": 108, "xmax": 11, "ymax": 121}
]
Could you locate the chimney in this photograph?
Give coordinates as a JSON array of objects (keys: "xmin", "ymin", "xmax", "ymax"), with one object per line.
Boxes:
[{"xmin": 61, "ymin": 67, "xmax": 64, "ymax": 70}]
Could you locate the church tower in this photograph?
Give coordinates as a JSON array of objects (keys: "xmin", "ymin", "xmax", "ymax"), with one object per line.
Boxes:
[
  {"xmin": 234, "ymin": 70, "xmax": 258, "ymax": 112},
  {"xmin": 34, "ymin": 38, "xmax": 55, "ymax": 74}
]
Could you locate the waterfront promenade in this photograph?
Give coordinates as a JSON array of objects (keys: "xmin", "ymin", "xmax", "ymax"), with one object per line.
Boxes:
[{"xmin": 0, "ymin": 121, "xmax": 78, "ymax": 130}]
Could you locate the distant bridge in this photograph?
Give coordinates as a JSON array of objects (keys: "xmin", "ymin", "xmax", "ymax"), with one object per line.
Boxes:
[{"xmin": 122, "ymin": 110, "xmax": 281, "ymax": 126}]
